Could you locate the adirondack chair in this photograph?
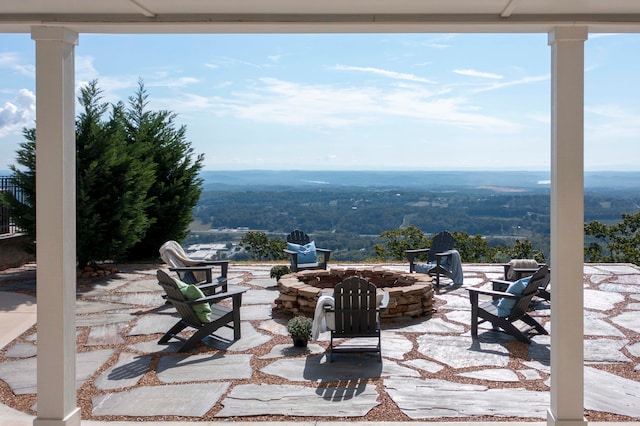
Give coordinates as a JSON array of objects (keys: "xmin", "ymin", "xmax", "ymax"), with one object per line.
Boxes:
[
  {"xmin": 502, "ymin": 259, "xmax": 551, "ymax": 302},
  {"xmin": 283, "ymin": 229, "xmax": 332, "ymax": 272},
  {"xmin": 156, "ymin": 269, "xmax": 247, "ymax": 352},
  {"xmin": 159, "ymin": 240, "xmax": 228, "ymax": 293},
  {"xmin": 466, "ymin": 265, "xmax": 549, "ymax": 343},
  {"xmin": 406, "ymin": 230, "xmax": 462, "ymax": 288},
  {"xmin": 325, "ymin": 276, "xmax": 388, "ymax": 362}
]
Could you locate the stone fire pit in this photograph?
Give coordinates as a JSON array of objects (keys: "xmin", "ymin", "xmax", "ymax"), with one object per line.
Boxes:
[{"xmin": 274, "ymin": 266, "xmax": 435, "ymax": 321}]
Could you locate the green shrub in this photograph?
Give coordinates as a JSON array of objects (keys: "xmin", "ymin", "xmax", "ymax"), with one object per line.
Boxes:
[
  {"xmin": 270, "ymin": 265, "xmax": 291, "ymax": 280},
  {"xmin": 287, "ymin": 316, "xmax": 312, "ymax": 341}
]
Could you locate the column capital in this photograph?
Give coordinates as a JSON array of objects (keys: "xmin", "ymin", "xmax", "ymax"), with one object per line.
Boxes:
[
  {"xmin": 31, "ymin": 26, "xmax": 78, "ymax": 45},
  {"xmin": 548, "ymin": 26, "xmax": 588, "ymax": 45}
]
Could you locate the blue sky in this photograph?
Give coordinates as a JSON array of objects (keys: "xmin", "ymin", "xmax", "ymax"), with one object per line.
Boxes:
[{"xmin": 1, "ymin": 32, "xmax": 639, "ymax": 171}]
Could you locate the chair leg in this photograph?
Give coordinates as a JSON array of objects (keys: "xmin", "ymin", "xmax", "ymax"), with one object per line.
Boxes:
[
  {"xmin": 520, "ymin": 314, "xmax": 549, "ymax": 336},
  {"xmin": 158, "ymin": 320, "xmax": 188, "ymax": 344},
  {"xmin": 469, "ymin": 293, "xmax": 479, "ymax": 337},
  {"xmin": 497, "ymin": 320, "xmax": 531, "ymax": 343},
  {"xmin": 231, "ymin": 294, "xmax": 242, "ymax": 340},
  {"xmin": 329, "ymin": 334, "xmax": 334, "ymax": 362}
]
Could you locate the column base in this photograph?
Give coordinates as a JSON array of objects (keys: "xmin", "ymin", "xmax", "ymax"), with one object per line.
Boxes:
[
  {"xmin": 547, "ymin": 409, "xmax": 587, "ymax": 426},
  {"xmin": 34, "ymin": 407, "xmax": 81, "ymax": 426}
]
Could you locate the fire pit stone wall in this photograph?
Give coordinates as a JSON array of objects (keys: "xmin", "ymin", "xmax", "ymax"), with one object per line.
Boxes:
[{"xmin": 274, "ymin": 266, "xmax": 436, "ymax": 321}]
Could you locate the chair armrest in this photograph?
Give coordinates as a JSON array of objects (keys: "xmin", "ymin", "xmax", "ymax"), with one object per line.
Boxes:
[
  {"xmin": 316, "ymin": 248, "xmax": 331, "ymax": 267},
  {"xmin": 196, "ymin": 276, "xmax": 228, "ymax": 293},
  {"xmin": 196, "ymin": 260, "xmax": 228, "ymax": 277},
  {"xmin": 466, "ymin": 287, "xmax": 519, "ymax": 299},
  {"xmin": 187, "ymin": 285, "xmax": 248, "ymax": 305},
  {"xmin": 436, "ymin": 249, "xmax": 456, "ymax": 256},
  {"xmin": 406, "ymin": 248, "xmax": 430, "ymax": 273},
  {"xmin": 406, "ymin": 248, "xmax": 430, "ymax": 255},
  {"xmin": 491, "ymin": 279, "xmax": 510, "ymax": 295},
  {"xmin": 170, "ymin": 266, "xmax": 213, "ymax": 283}
]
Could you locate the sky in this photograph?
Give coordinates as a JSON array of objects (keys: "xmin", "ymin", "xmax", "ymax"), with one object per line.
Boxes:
[{"xmin": 1, "ymin": 32, "xmax": 639, "ymax": 172}]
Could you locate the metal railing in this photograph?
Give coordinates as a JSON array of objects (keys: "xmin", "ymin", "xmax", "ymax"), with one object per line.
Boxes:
[{"xmin": 0, "ymin": 175, "xmax": 24, "ymax": 235}]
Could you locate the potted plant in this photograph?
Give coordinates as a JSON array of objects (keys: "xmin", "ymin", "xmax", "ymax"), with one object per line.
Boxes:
[
  {"xmin": 270, "ymin": 265, "xmax": 291, "ymax": 281},
  {"xmin": 287, "ymin": 315, "xmax": 313, "ymax": 347}
]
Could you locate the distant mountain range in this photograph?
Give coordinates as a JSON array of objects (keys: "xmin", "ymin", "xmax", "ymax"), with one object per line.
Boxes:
[
  {"xmin": 3, "ymin": 169, "xmax": 637, "ymax": 192},
  {"xmin": 199, "ymin": 170, "xmax": 640, "ymax": 191}
]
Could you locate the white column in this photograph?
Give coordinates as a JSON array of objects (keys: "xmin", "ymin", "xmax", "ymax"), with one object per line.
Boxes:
[
  {"xmin": 547, "ymin": 26, "xmax": 588, "ymax": 426},
  {"xmin": 31, "ymin": 26, "xmax": 80, "ymax": 426}
]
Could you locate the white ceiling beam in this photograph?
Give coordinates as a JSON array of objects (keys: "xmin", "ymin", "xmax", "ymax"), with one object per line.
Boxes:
[{"xmin": 2, "ymin": 13, "xmax": 640, "ymax": 34}]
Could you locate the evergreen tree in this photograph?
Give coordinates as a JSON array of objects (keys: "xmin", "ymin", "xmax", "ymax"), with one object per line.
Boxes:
[
  {"xmin": 2, "ymin": 79, "xmax": 202, "ymax": 267},
  {"xmin": 125, "ymin": 80, "xmax": 204, "ymax": 259},
  {"xmin": 0, "ymin": 128, "xmax": 37, "ymax": 253},
  {"xmin": 75, "ymin": 81, "xmax": 155, "ymax": 266}
]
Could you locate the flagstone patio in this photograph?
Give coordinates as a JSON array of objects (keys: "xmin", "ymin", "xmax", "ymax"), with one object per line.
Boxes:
[{"xmin": 0, "ymin": 262, "xmax": 639, "ymax": 421}]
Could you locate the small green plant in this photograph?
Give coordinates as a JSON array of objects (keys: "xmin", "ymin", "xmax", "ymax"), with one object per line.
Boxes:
[
  {"xmin": 270, "ymin": 265, "xmax": 291, "ymax": 280},
  {"xmin": 287, "ymin": 315, "xmax": 313, "ymax": 346}
]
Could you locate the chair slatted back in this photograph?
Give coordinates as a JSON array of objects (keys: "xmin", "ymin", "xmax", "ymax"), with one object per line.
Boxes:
[
  {"xmin": 286, "ymin": 229, "xmax": 311, "ymax": 245},
  {"xmin": 333, "ymin": 276, "xmax": 378, "ymax": 336},
  {"xmin": 157, "ymin": 269, "xmax": 203, "ymax": 326},
  {"xmin": 507, "ymin": 265, "xmax": 549, "ymax": 320},
  {"xmin": 428, "ymin": 231, "xmax": 455, "ymax": 262}
]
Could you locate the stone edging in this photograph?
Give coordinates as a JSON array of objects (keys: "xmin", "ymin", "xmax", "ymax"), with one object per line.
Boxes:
[{"xmin": 274, "ymin": 266, "xmax": 436, "ymax": 320}]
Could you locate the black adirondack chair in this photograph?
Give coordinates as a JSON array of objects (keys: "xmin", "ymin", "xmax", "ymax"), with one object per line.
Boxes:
[
  {"xmin": 406, "ymin": 230, "xmax": 457, "ymax": 288},
  {"xmin": 325, "ymin": 276, "xmax": 388, "ymax": 362},
  {"xmin": 283, "ymin": 229, "xmax": 332, "ymax": 272},
  {"xmin": 156, "ymin": 269, "xmax": 247, "ymax": 352},
  {"xmin": 467, "ymin": 265, "xmax": 549, "ymax": 343}
]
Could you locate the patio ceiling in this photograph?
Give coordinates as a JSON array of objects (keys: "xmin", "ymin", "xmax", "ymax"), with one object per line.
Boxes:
[{"xmin": 1, "ymin": 0, "xmax": 640, "ymax": 34}]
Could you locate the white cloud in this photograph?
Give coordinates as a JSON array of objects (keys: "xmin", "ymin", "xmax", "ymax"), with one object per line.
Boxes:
[
  {"xmin": 148, "ymin": 77, "xmax": 200, "ymax": 88},
  {"xmin": 471, "ymin": 74, "xmax": 549, "ymax": 93},
  {"xmin": 166, "ymin": 77, "xmax": 519, "ymax": 133},
  {"xmin": 0, "ymin": 52, "xmax": 35, "ymax": 78},
  {"xmin": 527, "ymin": 113, "xmax": 550, "ymax": 124},
  {"xmin": 333, "ymin": 65, "xmax": 437, "ymax": 84},
  {"xmin": 206, "ymin": 56, "xmax": 264, "ymax": 69},
  {"xmin": 454, "ymin": 69, "xmax": 503, "ymax": 79},
  {"xmin": 585, "ymin": 104, "xmax": 640, "ymax": 143},
  {"xmin": 0, "ymin": 89, "xmax": 36, "ymax": 138},
  {"xmin": 414, "ymin": 34, "xmax": 455, "ymax": 49}
]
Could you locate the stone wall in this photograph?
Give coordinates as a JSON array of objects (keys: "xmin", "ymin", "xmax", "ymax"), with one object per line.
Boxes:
[
  {"xmin": 0, "ymin": 234, "xmax": 34, "ymax": 271},
  {"xmin": 274, "ymin": 266, "xmax": 436, "ymax": 321}
]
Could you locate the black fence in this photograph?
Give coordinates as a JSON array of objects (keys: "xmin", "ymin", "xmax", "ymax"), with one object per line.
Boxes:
[{"xmin": 0, "ymin": 176, "xmax": 24, "ymax": 235}]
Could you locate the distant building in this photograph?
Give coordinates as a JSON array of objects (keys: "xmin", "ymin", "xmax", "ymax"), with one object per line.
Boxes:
[{"xmin": 186, "ymin": 243, "xmax": 229, "ymax": 260}]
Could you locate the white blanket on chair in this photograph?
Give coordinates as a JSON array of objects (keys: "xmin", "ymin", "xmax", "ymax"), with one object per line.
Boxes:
[
  {"xmin": 312, "ymin": 295, "xmax": 335, "ymax": 341},
  {"xmin": 159, "ymin": 240, "xmax": 201, "ymax": 267}
]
